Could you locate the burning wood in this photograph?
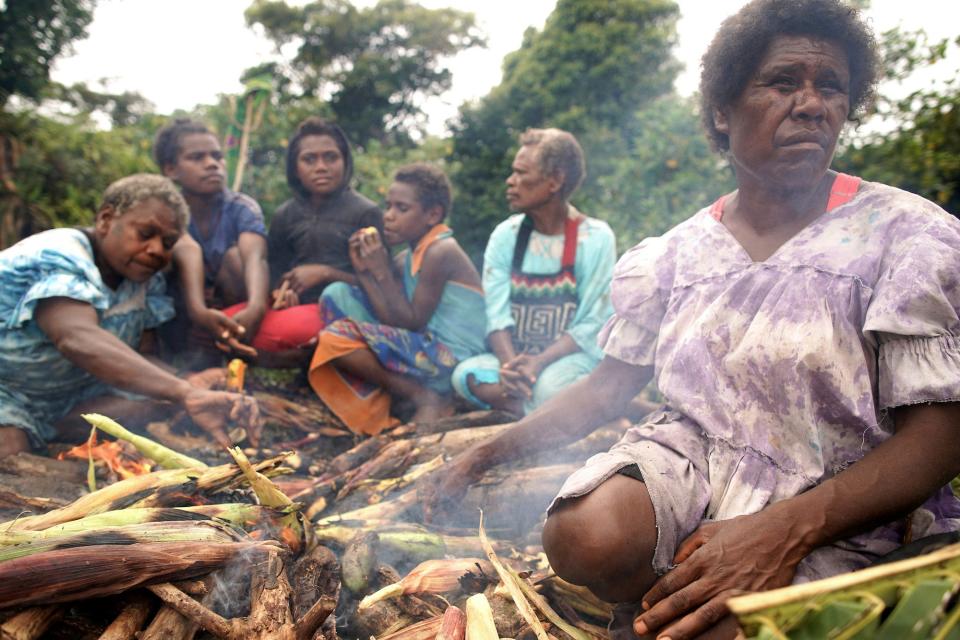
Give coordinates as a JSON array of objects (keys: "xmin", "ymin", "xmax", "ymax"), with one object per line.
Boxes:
[{"xmin": 0, "ymin": 408, "xmax": 625, "ymax": 639}]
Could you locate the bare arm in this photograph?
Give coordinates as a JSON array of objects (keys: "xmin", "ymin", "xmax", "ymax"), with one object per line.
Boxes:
[
  {"xmin": 37, "ymin": 297, "xmax": 194, "ymax": 402},
  {"xmin": 238, "ymin": 232, "xmax": 269, "ymax": 310},
  {"xmin": 35, "ymin": 298, "xmax": 260, "ymax": 447},
  {"xmin": 352, "ymin": 232, "xmax": 449, "ymax": 331},
  {"xmin": 172, "ymin": 234, "xmax": 207, "ymax": 323},
  {"xmin": 636, "ymin": 401, "xmax": 960, "ymax": 639},
  {"xmin": 420, "ymin": 356, "xmax": 653, "ymax": 520},
  {"xmin": 229, "ymin": 232, "xmax": 269, "ymax": 340}
]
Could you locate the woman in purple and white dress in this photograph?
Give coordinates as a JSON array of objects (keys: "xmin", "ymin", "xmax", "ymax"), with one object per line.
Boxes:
[{"xmin": 422, "ymin": 1, "xmax": 960, "ymax": 638}]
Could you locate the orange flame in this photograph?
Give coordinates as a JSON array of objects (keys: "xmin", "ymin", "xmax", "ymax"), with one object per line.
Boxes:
[{"xmin": 57, "ymin": 435, "xmax": 153, "ymax": 479}]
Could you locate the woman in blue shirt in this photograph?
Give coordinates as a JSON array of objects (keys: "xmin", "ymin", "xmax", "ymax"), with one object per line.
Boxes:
[{"xmin": 0, "ymin": 175, "xmax": 260, "ymax": 458}]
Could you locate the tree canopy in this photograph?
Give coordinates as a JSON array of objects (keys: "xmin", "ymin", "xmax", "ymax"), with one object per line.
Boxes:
[
  {"xmin": 447, "ymin": 0, "xmax": 685, "ymax": 258},
  {"xmin": 245, "ymin": 0, "xmax": 484, "ymax": 146},
  {"xmin": 0, "ymin": 0, "xmax": 96, "ymax": 110}
]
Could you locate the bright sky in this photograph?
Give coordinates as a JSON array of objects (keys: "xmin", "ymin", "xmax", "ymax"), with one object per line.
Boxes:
[{"xmin": 51, "ymin": 0, "xmax": 957, "ymax": 134}]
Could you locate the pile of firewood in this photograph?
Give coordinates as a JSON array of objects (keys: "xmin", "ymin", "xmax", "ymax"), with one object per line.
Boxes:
[{"xmin": 0, "ymin": 385, "xmax": 635, "ymax": 639}]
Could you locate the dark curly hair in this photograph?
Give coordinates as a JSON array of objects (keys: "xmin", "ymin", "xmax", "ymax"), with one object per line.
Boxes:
[
  {"xmin": 393, "ymin": 163, "xmax": 453, "ymax": 220},
  {"xmin": 153, "ymin": 118, "xmax": 213, "ymax": 168},
  {"xmin": 286, "ymin": 117, "xmax": 354, "ymax": 200},
  {"xmin": 699, "ymin": 0, "xmax": 880, "ymax": 152}
]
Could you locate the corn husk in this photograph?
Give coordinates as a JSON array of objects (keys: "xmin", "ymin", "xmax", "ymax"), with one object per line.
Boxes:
[
  {"xmin": 0, "ymin": 503, "xmax": 268, "ymax": 545},
  {"xmin": 376, "ymin": 614, "xmax": 444, "ymax": 640},
  {"xmin": 314, "ymin": 520, "xmax": 492, "ymax": 563},
  {"xmin": 436, "ymin": 605, "xmax": 467, "ymax": 640},
  {"xmin": 477, "ymin": 513, "xmax": 548, "ymax": 640},
  {"xmin": 0, "ymin": 520, "xmax": 243, "ymax": 562},
  {"xmin": 0, "ymin": 454, "xmax": 289, "ymax": 532},
  {"xmin": 228, "ymin": 447, "xmax": 303, "ymax": 548},
  {"xmin": 464, "ymin": 593, "xmax": 498, "ymax": 640},
  {"xmin": 359, "ymin": 558, "xmax": 493, "ymax": 610},
  {"xmin": 729, "ymin": 542, "xmax": 960, "ymax": 639},
  {"xmin": 81, "ymin": 413, "xmax": 207, "ymax": 469},
  {"xmin": 0, "ymin": 541, "xmax": 271, "ymax": 609}
]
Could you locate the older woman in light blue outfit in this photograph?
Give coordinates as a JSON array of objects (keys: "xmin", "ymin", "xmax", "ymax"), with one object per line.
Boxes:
[
  {"xmin": 0, "ymin": 174, "xmax": 260, "ymax": 458},
  {"xmin": 451, "ymin": 128, "xmax": 615, "ymax": 415}
]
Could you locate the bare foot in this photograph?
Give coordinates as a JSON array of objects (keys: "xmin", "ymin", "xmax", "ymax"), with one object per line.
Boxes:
[{"xmin": 0, "ymin": 427, "xmax": 30, "ymax": 459}]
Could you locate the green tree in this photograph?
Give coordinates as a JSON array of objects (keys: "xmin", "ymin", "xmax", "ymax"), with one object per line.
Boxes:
[
  {"xmin": 0, "ymin": 0, "xmax": 96, "ymax": 110},
  {"xmin": 447, "ymin": 0, "xmax": 682, "ymax": 259},
  {"xmin": 594, "ymin": 94, "xmax": 734, "ymax": 249},
  {"xmin": 836, "ymin": 30, "xmax": 960, "ymax": 214},
  {"xmin": 245, "ymin": 0, "xmax": 484, "ymax": 146}
]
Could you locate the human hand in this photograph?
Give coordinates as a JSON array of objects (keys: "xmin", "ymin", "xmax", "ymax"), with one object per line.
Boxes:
[
  {"xmin": 349, "ymin": 228, "xmax": 391, "ymax": 279},
  {"xmin": 271, "ymin": 281, "xmax": 300, "ymax": 310},
  {"xmin": 193, "ymin": 308, "xmax": 257, "ymax": 358},
  {"xmin": 231, "ymin": 305, "xmax": 264, "ymax": 344},
  {"xmin": 183, "ymin": 388, "xmax": 262, "ymax": 449},
  {"xmin": 499, "ymin": 354, "xmax": 538, "ymax": 399},
  {"xmin": 418, "ymin": 454, "xmax": 481, "ymax": 523},
  {"xmin": 634, "ymin": 510, "xmax": 809, "ymax": 639},
  {"xmin": 184, "ymin": 367, "xmax": 227, "ymax": 390},
  {"xmin": 282, "ymin": 265, "xmax": 331, "ymax": 296}
]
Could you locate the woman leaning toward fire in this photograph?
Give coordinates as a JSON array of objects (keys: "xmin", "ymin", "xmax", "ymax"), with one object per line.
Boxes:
[
  {"xmin": 0, "ymin": 174, "xmax": 261, "ymax": 459},
  {"xmin": 421, "ymin": 0, "xmax": 960, "ymax": 637}
]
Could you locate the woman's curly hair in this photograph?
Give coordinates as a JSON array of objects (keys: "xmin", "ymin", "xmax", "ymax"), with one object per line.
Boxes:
[
  {"xmin": 100, "ymin": 174, "xmax": 189, "ymax": 228},
  {"xmin": 699, "ymin": 0, "xmax": 881, "ymax": 152}
]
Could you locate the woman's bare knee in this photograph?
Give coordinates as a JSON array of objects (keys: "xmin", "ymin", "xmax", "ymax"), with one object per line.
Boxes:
[{"xmin": 543, "ymin": 474, "xmax": 658, "ymax": 598}]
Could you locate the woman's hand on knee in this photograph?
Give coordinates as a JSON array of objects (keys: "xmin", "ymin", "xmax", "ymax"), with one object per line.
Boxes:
[{"xmin": 635, "ymin": 513, "xmax": 806, "ymax": 639}]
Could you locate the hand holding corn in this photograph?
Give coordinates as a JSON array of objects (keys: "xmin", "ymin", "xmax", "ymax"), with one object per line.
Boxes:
[{"xmin": 182, "ymin": 388, "xmax": 262, "ymax": 449}]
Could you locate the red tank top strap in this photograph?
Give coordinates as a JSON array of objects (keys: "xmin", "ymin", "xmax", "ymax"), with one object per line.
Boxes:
[
  {"xmin": 561, "ymin": 215, "xmax": 583, "ymax": 269},
  {"xmin": 709, "ymin": 195, "xmax": 727, "ymax": 221},
  {"xmin": 826, "ymin": 173, "xmax": 862, "ymax": 212}
]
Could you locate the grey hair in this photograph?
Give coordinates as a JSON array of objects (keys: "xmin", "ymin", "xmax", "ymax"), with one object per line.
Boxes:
[
  {"xmin": 519, "ymin": 128, "xmax": 586, "ymax": 200},
  {"xmin": 99, "ymin": 174, "xmax": 190, "ymax": 228}
]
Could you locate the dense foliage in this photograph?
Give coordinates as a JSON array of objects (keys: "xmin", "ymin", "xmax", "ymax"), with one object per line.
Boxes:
[
  {"xmin": 245, "ymin": 0, "xmax": 484, "ymax": 146},
  {"xmin": 836, "ymin": 30, "xmax": 960, "ymax": 215},
  {"xmin": 1, "ymin": 0, "xmax": 956, "ymax": 260}
]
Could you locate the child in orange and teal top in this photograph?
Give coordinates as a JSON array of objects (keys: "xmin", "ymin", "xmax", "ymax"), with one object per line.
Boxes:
[{"xmin": 309, "ymin": 164, "xmax": 485, "ymax": 434}]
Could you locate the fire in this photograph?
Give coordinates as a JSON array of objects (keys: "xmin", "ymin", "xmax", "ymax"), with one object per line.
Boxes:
[{"xmin": 58, "ymin": 435, "xmax": 153, "ymax": 479}]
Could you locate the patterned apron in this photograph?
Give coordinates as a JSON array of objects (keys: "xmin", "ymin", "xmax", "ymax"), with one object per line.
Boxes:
[{"xmin": 509, "ymin": 214, "xmax": 582, "ymax": 354}]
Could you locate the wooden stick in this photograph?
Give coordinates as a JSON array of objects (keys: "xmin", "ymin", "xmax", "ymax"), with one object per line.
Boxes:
[
  {"xmin": 273, "ymin": 280, "xmax": 290, "ymax": 310},
  {"xmin": 293, "ymin": 596, "xmax": 337, "ymax": 640},
  {"xmin": 98, "ymin": 594, "xmax": 153, "ymax": 640},
  {"xmin": 146, "ymin": 583, "xmax": 242, "ymax": 640},
  {"xmin": 139, "ymin": 605, "xmax": 199, "ymax": 640},
  {"xmin": 0, "ymin": 605, "xmax": 64, "ymax": 640}
]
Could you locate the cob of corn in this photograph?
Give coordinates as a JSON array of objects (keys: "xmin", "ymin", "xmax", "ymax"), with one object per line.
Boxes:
[
  {"xmin": 464, "ymin": 593, "xmax": 498, "ymax": 640},
  {"xmin": 226, "ymin": 358, "xmax": 246, "ymax": 393},
  {"xmin": 228, "ymin": 447, "xmax": 304, "ymax": 549},
  {"xmin": 0, "ymin": 520, "xmax": 243, "ymax": 562},
  {"xmin": 82, "ymin": 413, "xmax": 207, "ymax": 469},
  {"xmin": 0, "ymin": 541, "xmax": 271, "ymax": 608},
  {"xmin": 359, "ymin": 558, "xmax": 493, "ymax": 610},
  {"xmin": 0, "ymin": 454, "xmax": 290, "ymax": 532},
  {"xmin": 436, "ymin": 605, "xmax": 467, "ymax": 640},
  {"xmin": 0, "ymin": 504, "xmax": 268, "ymax": 545},
  {"xmin": 728, "ymin": 541, "xmax": 960, "ymax": 639},
  {"xmin": 314, "ymin": 520, "xmax": 493, "ymax": 562},
  {"xmin": 362, "ymin": 226, "xmax": 378, "ymax": 237}
]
